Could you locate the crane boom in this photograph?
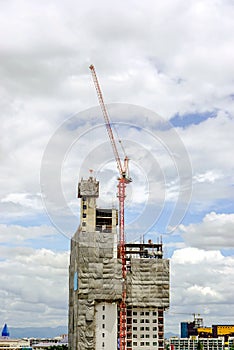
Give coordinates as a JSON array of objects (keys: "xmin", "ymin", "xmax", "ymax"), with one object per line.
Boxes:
[
  {"xmin": 89, "ymin": 65, "xmax": 131, "ymax": 350},
  {"xmin": 89, "ymin": 65, "xmax": 124, "ymax": 175}
]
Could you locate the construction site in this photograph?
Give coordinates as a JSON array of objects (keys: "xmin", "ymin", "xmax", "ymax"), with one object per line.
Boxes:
[{"xmin": 68, "ymin": 66, "xmax": 170, "ymax": 350}]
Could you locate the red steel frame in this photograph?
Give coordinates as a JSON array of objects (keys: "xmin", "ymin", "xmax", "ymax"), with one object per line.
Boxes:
[
  {"xmin": 118, "ymin": 178, "xmax": 127, "ymax": 350},
  {"xmin": 89, "ymin": 65, "xmax": 131, "ymax": 350}
]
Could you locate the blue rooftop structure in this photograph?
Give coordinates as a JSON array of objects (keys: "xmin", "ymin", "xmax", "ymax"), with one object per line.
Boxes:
[{"xmin": 2, "ymin": 323, "xmax": 10, "ymax": 337}]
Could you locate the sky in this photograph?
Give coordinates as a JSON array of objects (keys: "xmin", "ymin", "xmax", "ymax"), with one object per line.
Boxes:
[{"xmin": 0, "ymin": 0, "xmax": 234, "ymax": 335}]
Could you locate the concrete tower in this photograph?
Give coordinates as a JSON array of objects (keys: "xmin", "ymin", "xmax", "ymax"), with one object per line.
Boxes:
[
  {"xmin": 69, "ymin": 176, "xmax": 122, "ymax": 350},
  {"xmin": 69, "ymin": 176, "xmax": 170, "ymax": 350}
]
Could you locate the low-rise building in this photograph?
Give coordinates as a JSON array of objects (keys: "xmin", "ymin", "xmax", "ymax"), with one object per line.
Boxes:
[
  {"xmin": 32, "ymin": 342, "xmax": 67, "ymax": 349},
  {"xmin": 170, "ymin": 336, "xmax": 224, "ymax": 350},
  {"xmin": 0, "ymin": 337, "xmax": 32, "ymax": 349},
  {"xmin": 228, "ymin": 337, "xmax": 234, "ymax": 349},
  {"xmin": 0, "ymin": 324, "xmax": 31, "ymax": 349}
]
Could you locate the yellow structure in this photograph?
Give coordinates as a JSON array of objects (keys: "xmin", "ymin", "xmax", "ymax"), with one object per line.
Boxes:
[
  {"xmin": 216, "ymin": 326, "xmax": 234, "ymax": 336},
  {"xmin": 198, "ymin": 327, "xmax": 212, "ymax": 336}
]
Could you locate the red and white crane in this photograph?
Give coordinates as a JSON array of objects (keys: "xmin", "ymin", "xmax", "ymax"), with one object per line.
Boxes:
[{"xmin": 89, "ymin": 64, "xmax": 131, "ymax": 350}]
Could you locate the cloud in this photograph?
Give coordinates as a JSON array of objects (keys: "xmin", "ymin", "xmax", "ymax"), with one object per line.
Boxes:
[
  {"xmin": 178, "ymin": 212, "xmax": 234, "ymax": 249},
  {"xmin": 165, "ymin": 247, "xmax": 234, "ymax": 333},
  {"xmin": 2, "ymin": 193, "xmax": 43, "ymax": 210},
  {"xmin": 0, "ymin": 0, "xmax": 233, "ymax": 116},
  {"xmin": 0, "ymin": 224, "xmax": 59, "ymax": 245},
  {"xmin": 0, "ymin": 246, "xmax": 69, "ymax": 327},
  {"xmin": 193, "ymin": 170, "xmax": 223, "ymax": 184}
]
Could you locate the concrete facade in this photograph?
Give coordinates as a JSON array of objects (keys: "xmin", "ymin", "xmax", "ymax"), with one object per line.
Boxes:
[
  {"xmin": 0, "ymin": 338, "xmax": 31, "ymax": 349},
  {"xmin": 170, "ymin": 337, "xmax": 224, "ymax": 350},
  {"xmin": 95, "ymin": 302, "xmax": 118, "ymax": 350}
]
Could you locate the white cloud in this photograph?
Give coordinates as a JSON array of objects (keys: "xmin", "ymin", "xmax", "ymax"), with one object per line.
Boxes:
[
  {"xmin": 0, "ymin": 246, "xmax": 69, "ymax": 327},
  {"xmin": 165, "ymin": 247, "xmax": 234, "ymax": 333},
  {"xmin": 178, "ymin": 212, "xmax": 234, "ymax": 249},
  {"xmin": 0, "ymin": 224, "xmax": 58, "ymax": 244},
  {"xmin": 193, "ymin": 170, "xmax": 223, "ymax": 184},
  {"xmin": 2, "ymin": 193, "xmax": 43, "ymax": 210}
]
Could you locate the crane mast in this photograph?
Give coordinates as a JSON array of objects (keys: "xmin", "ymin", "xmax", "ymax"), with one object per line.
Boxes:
[{"xmin": 89, "ymin": 65, "xmax": 131, "ymax": 350}]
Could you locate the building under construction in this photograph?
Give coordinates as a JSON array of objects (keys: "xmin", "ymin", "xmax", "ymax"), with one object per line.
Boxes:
[{"xmin": 68, "ymin": 175, "xmax": 170, "ymax": 350}]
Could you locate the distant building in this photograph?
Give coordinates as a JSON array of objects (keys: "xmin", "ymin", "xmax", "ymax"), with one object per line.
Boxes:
[
  {"xmin": 0, "ymin": 324, "xmax": 31, "ymax": 349},
  {"xmin": 181, "ymin": 315, "xmax": 203, "ymax": 337},
  {"xmin": 30, "ymin": 335, "xmax": 68, "ymax": 348},
  {"xmin": 170, "ymin": 336, "xmax": 224, "ymax": 350},
  {"xmin": 0, "ymin": 338, "xmax": 31, "ymax": 349},
  {"xmin": 176, "ymin": 316, "xmax": 234, "ymax": 350},
  {"xmin": 181, "ymin": 316, "xmax": 234, "ymax": 342},
  {"xmin": 228, "ymin": 337, "xmax": 234, "ymax": 349},
  {"xmin": 32, "ymin": 342, "xmax": 67, "ymax": 349},
  {"xmin": 212, "ymin": 325, "xmax": 234, "ymax": 341},
  {"xmin": 197, "ymin": 327, "xmax": 213, "ymax": 338}
]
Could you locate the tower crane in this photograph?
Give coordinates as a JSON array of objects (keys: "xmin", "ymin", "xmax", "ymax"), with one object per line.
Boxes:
[{"xmin": 89, "ymin": 65, "xmax": 131, "ymax": 350}]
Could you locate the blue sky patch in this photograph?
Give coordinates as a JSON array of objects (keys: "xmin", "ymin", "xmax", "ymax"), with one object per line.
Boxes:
[{"xmin": 170, "ymin": 111, "xmax": 217, "ymax": 128}]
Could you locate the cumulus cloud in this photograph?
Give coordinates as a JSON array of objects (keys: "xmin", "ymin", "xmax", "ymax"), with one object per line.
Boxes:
[
  {"xmin": 178, "ymin": 212, "xmax": 234, "ymax": 249},
  {"xmin": 0, "ymin": 246, "xmax": 69, "ymax": 327},
  {"xmin": 165, "ymin": 247, "xmax": 234, "ymax": 334}
]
